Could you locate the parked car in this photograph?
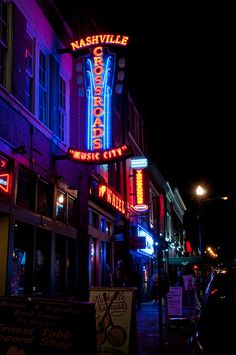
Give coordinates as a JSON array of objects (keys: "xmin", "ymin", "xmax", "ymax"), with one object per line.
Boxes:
[{"xmin": 189, "ymin": 266, "xmax": 236, "ymax": 354}]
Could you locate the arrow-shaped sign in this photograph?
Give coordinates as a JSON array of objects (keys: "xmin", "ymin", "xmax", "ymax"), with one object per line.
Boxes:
[{"xmin": 0, "ymin": 174, "xmax": 10, "ymax": 193}]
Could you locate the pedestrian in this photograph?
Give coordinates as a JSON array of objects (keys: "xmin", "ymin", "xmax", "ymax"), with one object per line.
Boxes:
[{"xmin": 112, "ymin": 259, "xmax": 127, "ymax": 287}]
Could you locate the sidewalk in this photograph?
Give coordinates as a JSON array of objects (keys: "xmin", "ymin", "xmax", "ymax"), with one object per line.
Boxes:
[{"xmin": 136, "ymin": 301, "xmax": 194, "ymax": 354}]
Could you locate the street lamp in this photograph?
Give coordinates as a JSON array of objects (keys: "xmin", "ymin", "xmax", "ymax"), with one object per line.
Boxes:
[
  {"xmin": 195, "ymin": 185, "xmax": 228, "ymax": 294},
  {"xmin": 195, "ymin": 185, "xmax": 206, "ymax": 294}
]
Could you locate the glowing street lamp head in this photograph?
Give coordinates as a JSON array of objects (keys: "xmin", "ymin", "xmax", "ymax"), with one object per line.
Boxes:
[{"xmin": 196, "ymin": 185, "xmax": 206, "ymax": 197}]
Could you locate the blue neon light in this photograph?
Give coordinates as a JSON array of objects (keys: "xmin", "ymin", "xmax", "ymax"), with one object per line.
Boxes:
[
  {"xmin": 130, "ymin": 157, "xmax": 148, "ymax": 169},
  {"xmin": 137, "ymin": 225, "xmax": 154, "ymax": 256}
]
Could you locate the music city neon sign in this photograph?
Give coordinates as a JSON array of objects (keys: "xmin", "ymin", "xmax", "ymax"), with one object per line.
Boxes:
[{"xmin": 68, "ymin": 144, "xmax": 132, "ymax": 164}]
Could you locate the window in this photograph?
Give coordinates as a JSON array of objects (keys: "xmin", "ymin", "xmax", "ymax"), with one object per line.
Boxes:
[
  {"xmin": 67, "ymin": 238, "xmax": 76, "ymax": 292},
  {"xmin": 11, "ymin": 222, "xmax": 51, "ymax": 295},
  {"xmin": 100, "ymin": 217, "xmax": 106, "ymax": 233},
  {"xmin": 55, "ymin": 234, "xmax": 66, "ymax": 292},
  {"xmin": 16, "ymin": 166, "xmax": 36, "ymax": 211},
  {"xmin": 57, "ymin": 75, "xmax": 66, "ymax": 140},
  {"xmin": 37, "ymin": 179, "xmax": 53, "ymax": 218},
  {"xmin": 92, "ymin": 211, "xmax": 99, "ymax": 229},
  {"xmin": 39, "ymin": 50, "xmax": 49, "ymax": 127},
  {"xmin": 56, "ymin": 190, "xmax": 65, "ymax": 222},
  {"xmin": 25, "ymin": 33, "xmax": 34, "ymax": 112},
  {"xmin": 106, "ymin": 221, "xmax": 111, "ymax": 235},
  {"xmin": 68, "ymin": 195, "xmax": 76, "ymax": 226},
  {"xmin": 99, "ymin": 164, "xmax": 108, "ymax": 183},
  {"xmin": 56, "ymin": 190, "xmax": 77, "ymax": 225},
  {"xmin": 34, "ymin": 229, "xmax": 51, "ymax": 294},
  {"xmin": 0, "ymin": 0, "xmax": 7, "ymax": 86}
]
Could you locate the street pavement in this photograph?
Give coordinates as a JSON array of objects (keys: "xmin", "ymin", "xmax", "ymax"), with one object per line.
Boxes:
[{"xmin": 135, "ymin": 301, "xmax": 194, "ymax": 355}]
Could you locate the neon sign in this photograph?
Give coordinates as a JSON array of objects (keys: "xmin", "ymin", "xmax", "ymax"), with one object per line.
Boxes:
[
  {"xmin": 85, "ymin": 46, "xmax": 116, "ymax": 150},
  {"xmin": 130, "ymin": 157, "xmax": 148, "ymax": 212},
  {"xmin": 70, "ymin": 34, "xmax": 129, "ymax": 51},
  {"xmin": 0, "ymin": 159, "xmax": 7, "ymax": 169},
  {"xmin": 56, "ymin": 35, "xmax": 130, "ymax": 165},
  {"xmin": 138, "ymin": 225, "xmax": 154, "ymax": 256},
  {"xmin": 68, "ymin": 144, "xmax": 132, "ymax": 164},
  {"xmin": 0, "ymin": 174, "xmax": 10, "ymax": 193},
  {"xmin": 98, "ymin": 184, "xmax": 126, "ymax": 215}
]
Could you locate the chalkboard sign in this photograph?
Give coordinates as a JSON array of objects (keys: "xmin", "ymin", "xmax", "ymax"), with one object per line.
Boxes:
[{"xmin": 0, "ymin": 296, "xmax": 96, "ymax": 354}]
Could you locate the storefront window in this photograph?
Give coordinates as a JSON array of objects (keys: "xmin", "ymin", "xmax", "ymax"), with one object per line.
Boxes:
[
  {"xmin": 55, "ymin": 234, "xmax": 66, "ymax": 292},
  {"xmin": 67, "ymin": 238, "xmax": 76, "ymax": 292},
  {"xmin": 34, "ymin": 229, "xmax": 51, "ymax": 294},
  {"xmin": 90, "ymin": 238, "xmax": 96, "ymax": 286},
  {"xmin": 11, "ymin": 223, "xmax": 51, "ymax": 295},
  {"xmin": 11, "ymin": 223, "xmax": 34, "ymax": 295}
]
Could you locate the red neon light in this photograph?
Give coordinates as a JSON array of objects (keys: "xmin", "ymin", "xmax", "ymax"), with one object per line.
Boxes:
[
  {"xmin": 0, "ymin": 159, "xmax": 7, "ymax": 169},
  {"xmin": 134, "ymin": 169, "xmax": 148, "ymax": 212},
  {"xmin": 98, "ymin": 184, "xmax": 126, "ymax": 214},
  {"xmin": 67, "ymin": 145, "xmax": 132, "ymax": 164},
  {"xmin": 0, "ymin": 174, "xmax": 10, "ymax": 193},
  {"xmin": 70, "ymin": 34, "xmax": 129, "ymax": 51}
]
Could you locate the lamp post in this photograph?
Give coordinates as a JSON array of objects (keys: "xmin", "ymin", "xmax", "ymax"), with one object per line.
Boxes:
[
  {"xmin": 195, "ymin": 185, "xmax": 206, "ymax": 294},
  {"xmin": 195, "ymin": 185, "xmax": 228, "ymax": 294}
]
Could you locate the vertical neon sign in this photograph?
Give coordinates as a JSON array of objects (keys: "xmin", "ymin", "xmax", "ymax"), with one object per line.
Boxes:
[
  {"xmin": 85, "ymin": 46, "xmax": 115, "ymax": 150},
  {"xmin": 130, "ymin": 157, "xmax": 148, "ymax": 212}
]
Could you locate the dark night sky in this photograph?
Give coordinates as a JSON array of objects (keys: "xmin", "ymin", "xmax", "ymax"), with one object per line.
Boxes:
[{"xmin": 56, "ymin": 1, "xmax": 235, "ymax": 262}]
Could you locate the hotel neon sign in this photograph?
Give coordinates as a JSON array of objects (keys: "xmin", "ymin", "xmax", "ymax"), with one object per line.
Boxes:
[{"xmin": 98, "ymin": 184, "xmax": 127, "ymax": 215}]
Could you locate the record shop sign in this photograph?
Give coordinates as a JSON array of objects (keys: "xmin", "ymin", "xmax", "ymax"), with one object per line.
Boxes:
[{"xmin": 0, "ymin": 296, "xmax": 97, "ymax": 354}]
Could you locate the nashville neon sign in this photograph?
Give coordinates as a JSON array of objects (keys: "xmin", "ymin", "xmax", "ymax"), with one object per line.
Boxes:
[
  {"xmin": 68, "ymin": 144, "xmax": 132, "ymax": 164},
  {"xmin": 70, "ymin": 34, "xmax": 129, "ymax": 51}
]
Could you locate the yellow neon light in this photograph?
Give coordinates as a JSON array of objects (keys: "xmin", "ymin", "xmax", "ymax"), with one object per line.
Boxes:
[{"xmin": 71, "ymin": 34, "xmax": 129, "ymax": 51}]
